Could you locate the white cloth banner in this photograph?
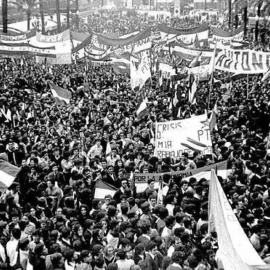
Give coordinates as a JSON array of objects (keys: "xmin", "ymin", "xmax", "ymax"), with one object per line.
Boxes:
[
  {"xmin": 130, "ymin": 54, "xmax": 151, "ymax": 89},
  {"xmin": 155, "ymin": 114, "xmax": 212, "ymax": 159},
  {"xmin": 31, "ymin": 30, "xmax": 72, "ymax": 64},
  {"xmin": 159, "ymin": 63, "xmax": 176, "ymax": 78},
  {"xmin": 160, "ymin": 30, "xmax": 208, "ymax": 43},
  {"xmin": 208, "ymin": 170, "xmax": 268, "ymax": 270},
  {"xmin": 215, "ymin": 47, "xmax": 270, "ymax": 74}
]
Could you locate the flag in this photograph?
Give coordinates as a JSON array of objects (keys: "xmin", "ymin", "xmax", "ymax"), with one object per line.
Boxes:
[
  {"xmin": 194, "ymin": 34, "xmax": 201, "ymax": 48},
  {"xmin": 262, "ymin": 69, "xmax": 270, "ymax": 82},
  {"xmin": 136, "ymin": 98, "xmax": 148, "ymax": 119},
  {"xmin": 106, "ymin": 141, "xmax": 112, "ymax": 156},
  {"xmin": 0, "ymin": 159, "xmax": 20, "ymax": 193},
  {"xmin": 49, "ymin": 82, "xmax": 72, "ymax": 105},
  {"xmin": 209, "ymin": 44, "xmax": 217, "ymax": 84},
  {"xmin": 208, "ymin": 170, "xmax": 268, "ymax": 270},
  {"xmin": 94, "ymin": 180, "xmax": 117, "ymax": 199},
  {"xmin": 189, "ymin": 51, "xmax": 202, "ymax": 68},
  {"xmin": 189, "ymin": 77, "xmax": 197, "ymax": 104},
  {"xmin": 209, "ymin": 102, "xmax": 218, "ymax": 131}
]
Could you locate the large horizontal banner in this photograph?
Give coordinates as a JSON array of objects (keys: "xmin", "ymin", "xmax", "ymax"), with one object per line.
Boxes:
[
  {"xmin": 210, "ymin": 25, "xmax": 244, "ymax": 48},
  {"xmin": 0, "ymin": 29, "xmax": 35, "ymax": 42},
  {"xmin": 135, "ymin": 161, "xmax": 228, "ymax": 193},
  {"xmin": 76, "ymin": 29, "xmax": 152, "ymax": 62},
  {"xmin": 0, "ymin": 42, "xmax": 56, "ymax": 57},
  {"xmin": 172, "ymin": 44, "xmax": 213, "ymax": 62},
  {"xmin": 37, "ymin": 29, "xmax": 70, "ymax": 43},
  {"xmin": 211, "ymin": 25, "xmax": 244, "ymax": 39},
  {"xmin": 97, "ymin": 28, "xmax": 151, "ymax": 47},
  {"xmin": 215, "ymin": 47, "xmax": 270, "ymax": 74},
  {"xmin": 155, "ymin": 114, "xmax": 212, "ymax": 159},
  {"xmin": 32, "ymin": 30, "xmax": 72, "ymax": 64},
  {"xmin": 158, "ymin": 24, "xmax": 209, "ymax": 40}
]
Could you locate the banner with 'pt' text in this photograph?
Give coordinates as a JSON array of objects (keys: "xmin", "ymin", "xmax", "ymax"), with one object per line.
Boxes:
[{"xmin": 155, "ymin": 114, "xmax": 212, "ymax": 159}]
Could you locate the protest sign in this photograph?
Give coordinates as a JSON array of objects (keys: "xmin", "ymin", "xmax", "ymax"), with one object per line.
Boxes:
[
  {"xmin": 155, "ymin": 114, "xmax": 212, "ymax": 159},
  {"xmin": 134, "ymin": 161, "xmax": 228, "ymax": 193}
]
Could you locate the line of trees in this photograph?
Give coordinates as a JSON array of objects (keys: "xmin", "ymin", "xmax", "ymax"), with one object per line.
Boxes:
[{"xmin": 1, "ymin": 0, "xmax": 79, "ymax": 34}]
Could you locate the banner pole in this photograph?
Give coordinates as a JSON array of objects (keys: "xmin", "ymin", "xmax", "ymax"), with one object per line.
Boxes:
[{"xmin": 247, "ymin": 74, "xmax": 249, "ymax": 98}]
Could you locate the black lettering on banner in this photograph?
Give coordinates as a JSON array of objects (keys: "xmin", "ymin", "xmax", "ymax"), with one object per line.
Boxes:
[
  {"xmin": 163, "ymin": 124, "xmax": 167, "ymax": 132},
  {"xmin": 134, "ymin": 176, "xmax": 147, "ymax": 183},
  {"xmin": 215, "ymin": 54, "xmax": 226, "ymax": 67},
  {"xmin": 241, "ymin": 51, "xmax": 250, "ymax": 71},
  {"xmin": 157, "ymin": 141, "xmax": 172, "ymax": 148},
  {"xmin": 266, "ymin": 54, "xmax": 270, "ymax": 70},
  {"xmin": 205, "ymin": 129, "xmax": 210, "ymax": 140},
  {"xmin": 157, "ymin": 124, "xmax": 163, "ymax": 138},
  {"xmin": 197, "ymin": 130, "xmax": 204, "ymax": 141},
  {"xmin": 234, "ymin": 51, "xmax": 241, "ymax": 62},
  {"xmin": 252, "ymin": 52, "xmax": 263, "ymax": 70},
  {"xmin": 224, "ymin": 58, "xmax": 233, "ymax": 69}
]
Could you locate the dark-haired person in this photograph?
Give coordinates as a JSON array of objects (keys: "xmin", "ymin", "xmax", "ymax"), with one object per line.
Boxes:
[
  {"xmin": 166, "ymin": 251, "xmax": 184, "ymax": 270},
  {"xmin": 113, "ymin": 179, "xmax": 132, "ymax": 204},
  {"xmin": 116, "ymin": 249, "xmax": 134, "ymax": 270},
  {"xmin": 145, "ymin": 241, "xmax": 159, "ymax": 270},
  {"xmin": 143, "ymin": 179, "xmax": 157, "ymax": 200}
]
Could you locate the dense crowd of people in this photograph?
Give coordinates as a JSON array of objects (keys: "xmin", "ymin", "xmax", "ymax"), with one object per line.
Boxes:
[{"xmin": 0, "ymin": 9, "xmax": 270, "ymax": 270}]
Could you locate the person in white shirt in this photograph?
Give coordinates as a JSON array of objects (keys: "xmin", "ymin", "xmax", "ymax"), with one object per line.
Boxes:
[
  {"xmin": 6, "ymin": 228, "xmax": 21, "ymax": 268},
  {"xmin": 87, "ymin": 139, "xmax": 103, "ymax": 159},
  {"xmin": 0, "ymin": 237, "xmax": 7, "ymax": 268},
  {"xmin": 116, "ymin": 250, "xmax": 134, "ymax": 270}
]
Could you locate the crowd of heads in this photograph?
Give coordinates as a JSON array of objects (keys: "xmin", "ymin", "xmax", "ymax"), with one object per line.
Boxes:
[{"xmin": 0, "ymin": 9, "xmax": 270, "ymax": 270}]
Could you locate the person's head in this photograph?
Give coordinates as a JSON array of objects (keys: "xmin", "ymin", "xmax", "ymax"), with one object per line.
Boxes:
[
  {"xmin": 116, "ymin": 250, "xmax": 126, "ymax": 260},
  {"xmin": 135, "ymin": 243, "xmax": 145, "ymax": 255},
  {"xmin": 104, "ymin": 195, "xmax": 112, "ymax": 204},
  {"xmin": 147, "ymin": 241, "xmax": 158, "ymax": 256},
  {"xmin": 121, "ymin": 179, "xmax": 128, "ymax": 189},
  {"xmin": 181, "ymin": 180, "xmax": 189, "ymax": 191},
  {"xmin": 81, "ymin": 250, "xmax": 92, "ymax": 263},
  {"xmin": 104, "ymin": 245, "xmax": 115, "ymax": 257},
  {"xmin": 149, "ymin": 195, "xmax": 157, "ymax": 207},
  {"xmin": 11, "ymin": 211, "xmax": 20, "ymax": 224},
  {"xmin": 61, "ymin": 227, "xmax": 71, "ymax": 239},
  {"xmin": 47, "ymin": 180, "xmax": 53, "ymax": 189},
  {"xmin": 171, "ymin": 251, "xmax": 185, "ymax": 265},
  {"xmin": 107, "ymin": 165, "xmax": 114, "ymax": 174},
  {"xmin": 52, "ymin": 164, "xmax": 58, "ymax": 173},
  {"xmin": 21, "ymin": 214, "xmax": 30, "ymax": 225},
  {"xmin": 92, "ymin": 198, "xmax": 102, "ymax": 210},
  {"xmin": 11, "ymin": 228, "xmax": 21, "ymax": 240},
  {"xmin": 147, "ymin": 179, "xmax": 155, "ymax": 190},
  {"xmin": 182, "ymin": 152, "xmax": 189, "ymax": 162},
  {"xmin": 80, "ymin": 205, "xmax": 89, "ymax": 216},
  {"xmin": 165, "ymin": 216, "xmax": 175, "ymax": 229}
]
